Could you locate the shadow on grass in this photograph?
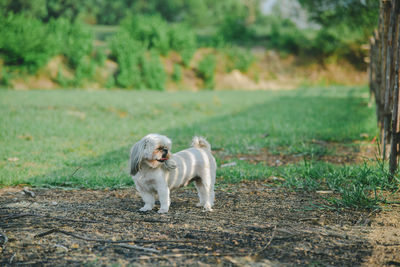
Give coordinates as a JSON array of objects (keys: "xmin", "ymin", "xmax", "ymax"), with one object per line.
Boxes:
[{"xmin": 30, "ymin": 93, "xmax": 375, "ymax": 188}]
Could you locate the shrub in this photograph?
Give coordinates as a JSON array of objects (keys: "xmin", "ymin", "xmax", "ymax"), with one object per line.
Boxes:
[
  {"xmin": 141, "ymin": 51, "xmax": 166, "ymax": 91},
  {"xmin": 121, "ymin": 15, "xmax": 197, "ymax": 65},
  {"xmin": 121, "ymin": 14, "xmax": 171, "ymax": 55},
  {"xmin": 225, "ymin": 46, "xmax": 254, "ymax": 72},
  {"xmin": 0, "ymin": 14, "xmax": 58, "ymax": 72},
  {"xmin": 47, "ymin": 18, "xmax": 95, "ymax": 85},
  {"xmin": 197, "ymin": 54, "xmax": 216, "ymax": 89},
  {"xmin": 0, "ymin": 68, "xmax": 11, "ymax": 87},
  {"xmin": 0, "ymin": 14, "xmax": 96, "ymax": 84},
  {"xmin": 267, "ymin": 18, "xmax": 310, "ymax": 55},
  {"xmin": 109, "ymin": 31, "xmax": 145, "ymax": 88},
  {"xmin": 109, "ymin": 32, "xmax": 166, "ymax": 90},
  {"xmin": 172, "ymin": 63, "xmax": 182, "ymax": 82},
  {"xmin": 217, "ymin": 6, "xmax": 254, "ymax": 43},
  {"xmin": 169, "ymin": 23, "xmax": 197, "ymax": 66}
]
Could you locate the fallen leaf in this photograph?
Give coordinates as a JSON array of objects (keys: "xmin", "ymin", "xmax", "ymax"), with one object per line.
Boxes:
[{"xmin": 70, "ymin": 243, "xmax": 79, "ymax": 249}]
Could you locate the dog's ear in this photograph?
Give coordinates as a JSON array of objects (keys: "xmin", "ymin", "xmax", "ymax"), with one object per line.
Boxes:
[
  {"xmin": 130, "ymin": 139, "xmax": 146, "ymax": 176},
  {"xmin": 163, "ymin": 158, "xmax": 177, "ymax": 170}
]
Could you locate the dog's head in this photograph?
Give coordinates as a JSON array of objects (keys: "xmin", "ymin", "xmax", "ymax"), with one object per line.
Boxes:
[{"xmin": 130, "ymin": 134, "xmax": 176, "ymax": 175}]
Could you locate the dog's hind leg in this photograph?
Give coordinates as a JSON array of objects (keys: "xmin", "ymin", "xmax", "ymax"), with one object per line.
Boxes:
[
  {"xmin": 195, "ymin": 178, "xmax": 213, "ymax": 211},
  {"xmin": 157, "ymin": 187, "xmax": 171, "ymax": 213},
  {"xmin": 195, "ymin": 179, "xmax": 206, "ymax": 207}
]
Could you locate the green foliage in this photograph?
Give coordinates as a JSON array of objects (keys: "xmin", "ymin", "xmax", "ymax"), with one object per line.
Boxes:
[
  {"xmin": 0, "ymin": 14, "xmax": 58, "ymax": 72},
  {"xmin": 109, "ymin": 31, "xmax": 145, "ymax": 88},
  {"xmin": 197, "ymin": 54, "xmax": 216, "ymax": 89},
  {"xmin": 0, "ymin": 14, "xmax": 96, "ymax": 84},
  {"xmin": 169, "ymin": 23, "xmax": 197, "ymax": 66},
  {"xmin": 56, "ymin": 68, "xmax": 70, "ymax": 87},
  {"xmin": 298, "ymin": 0, "xmax": 379, "ymax": 36},
  {"xmin": 48, "ymin": 19, "xmax": 93, "ymax": 68},
  {"xmin": 225, "ymin": 46, "xmax": 254, "ymax": 72},
  {"xmin": 267, "ymin": 18, "xmax": 310, "ymax": 55},
  {"xmin": 282, "ymin": 160, "xmax": 393, "ymax": 210},
  {"xmin": 172, "ymin": 63, "xmax": 182, "ymax": 82},
  {"xmin": 0, "ymin": 0, "xmax": 94, "ymax": 22},
  {"xmin": 0, "ymin": 68, "xmax": 11, "ymax": 87},
  {"xmin": 121, "ymin": 15, "xmax": 197, "ymax": 64},
  {"xmin": 141, "ymin": 51, "xmax": 166, "ymax": 91},
  {"xmin": 109, "ymin": 32, "xmax": 166, "ymax": 90},
  {"xmin": 295, "ymin": 0, "xmax": 378, "ymax": 66},
  {"xmin": 48, "ymin": 18, "xmax": 95, "ymax": 85},
  {"xmin": 110, "ymin": 14, "xmax": 197, "ymax": 89},
  {"xmin": 121, "ymin": 14, "xmax": 171, "ymax": 55},
  {"xmin": 217, "ymin": 3, "xmax": 254, "ymax": 43},
  {"xmin": 254, "ymin": 14, "xmax": 369, "ymax": 66}
]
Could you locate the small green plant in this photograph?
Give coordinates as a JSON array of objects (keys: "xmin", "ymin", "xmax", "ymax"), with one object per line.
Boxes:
[
  {"xmin": 197, "ymin": 54, "xmax": 216, "ymax": 89},
  {"xmin": 225, "ymin": 46, "xmax": 255, "ymax": 72},
  {"xmin": 56, "ymin": 68, "xmax": 70, "ymax": 87},
  {"xmin": 0, "ymin": 68, "xmax": 11, "ymax": 87},
  {"xmin": 172, "ymin": 63, "xmax": 182, "ymax": 82},
  {"xmin": 141, "ymin": 51, "xmax": 166, "ymax": 91}
]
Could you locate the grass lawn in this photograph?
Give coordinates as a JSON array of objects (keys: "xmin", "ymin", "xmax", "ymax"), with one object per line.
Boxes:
[{"xmin": 0, "ymin": 86, "xmax": 394, "ymax": 209}]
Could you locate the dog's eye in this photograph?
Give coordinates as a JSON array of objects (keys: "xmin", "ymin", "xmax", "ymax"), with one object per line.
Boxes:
[{"xmin": 157, "ymin": 147, "xmax": 164, "ymax": 151}]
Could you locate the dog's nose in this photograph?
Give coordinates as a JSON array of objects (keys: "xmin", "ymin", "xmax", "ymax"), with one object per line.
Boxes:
[{"xmin": 162, "ymin": 148, "xmax": 168, "ymax": 156}]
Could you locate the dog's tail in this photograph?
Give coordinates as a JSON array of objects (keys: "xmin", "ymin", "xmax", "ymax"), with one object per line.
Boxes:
[{"xmin": 191, "ymin": 136, "xmax": 211, "ymax": 152}]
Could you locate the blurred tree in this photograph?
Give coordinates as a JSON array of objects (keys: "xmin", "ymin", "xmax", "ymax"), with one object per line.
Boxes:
[
  {"xmin": 298, "ymin": 0, "xmax": 379, "ymax": 35},
  {"xmin": 0, "ymin": 0, "xmax": 96, "ymax": 22},
  {"xmin": 0, "ymin": 0, "xmax": 261, "ymax": 27},
  {"xmin": 297, "ymin": 0, "xmax": 379, "ymax": 68},
  {"xmin": 0, "ymin": 0, "xmax": 47, "ymax": 18}
]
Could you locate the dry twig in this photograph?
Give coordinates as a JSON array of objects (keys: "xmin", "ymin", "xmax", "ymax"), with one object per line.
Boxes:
[
  {"xmin": 35, "ymin": 229, "xmax": 161, "ymax": 254},
  {"xmin": 111, "ymin": 243, "xmax": 159, "ymax": 253},
  {"xmin": 254, "ymin": 225, "xmax": 277, "ymax": 256},
  {"xmin": 0, "ymin": 232, "xmax": 8, "ymax": 250},
  {"xmin": 1, "ymin": 212, "xmax": 168, "ymax": 224}
]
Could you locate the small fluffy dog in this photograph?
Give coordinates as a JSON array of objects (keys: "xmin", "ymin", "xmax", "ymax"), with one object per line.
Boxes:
[{"xmin": 130, "ymin": 134, "xmax": 216, "ymax": 213}]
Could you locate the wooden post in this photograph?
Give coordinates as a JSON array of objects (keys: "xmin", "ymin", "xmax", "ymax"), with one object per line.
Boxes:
[
  {"xmin": 389, "ymin": 1, "xmax": 400, "ymax": 179},
  {"xmin": 382, "ymin": 0, "xmax": 392, "ymax": 159},
  {"xmin": 373, "ymin": 30, "xmax": 381, "ymax": 126}
]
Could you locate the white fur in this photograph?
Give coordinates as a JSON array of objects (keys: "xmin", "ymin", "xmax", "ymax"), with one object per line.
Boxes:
[{"xmin": 130, "ymin": 134, "xmax": 216, "ymax": 213}]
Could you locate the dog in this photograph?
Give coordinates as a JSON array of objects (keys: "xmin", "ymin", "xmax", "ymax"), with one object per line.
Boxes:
[{"xmin": 130, "ymin": 134, "xmax": 216, "ymax": 213}]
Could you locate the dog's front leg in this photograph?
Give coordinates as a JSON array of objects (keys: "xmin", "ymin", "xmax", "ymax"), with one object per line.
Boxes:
[
  {"xmin": 157, "ymin": 186, "xmax": 170, "ymax": 213},
  {"xmin": 138, "ymin": 190, "xmax": 155, "ymax": 212}
]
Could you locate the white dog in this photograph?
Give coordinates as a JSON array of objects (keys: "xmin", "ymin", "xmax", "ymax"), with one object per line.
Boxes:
[{"xmin": 130, "ymin": 134, "xmax": 216, "ymax": 213}]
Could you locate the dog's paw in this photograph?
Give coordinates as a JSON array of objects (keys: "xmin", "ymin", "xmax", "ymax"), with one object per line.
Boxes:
[
  {"xmin": 196, "ymin": 202, "xmax": 204, "ymax": 207},
  {"xmin": 203, "ymin": 204, "xmax": 213, "ymax": 212},
  {"xmin": 139, "ymin": 206, "xmax": 153, "ymax": 212},
  {"xmin": 158, "ymin": 208, "xmax": 169, "ymax": 214}
]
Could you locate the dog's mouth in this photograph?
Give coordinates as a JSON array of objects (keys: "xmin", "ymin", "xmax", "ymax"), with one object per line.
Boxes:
[{"xmin": 157, "ymin": 158, "xmax": 168, "ymax": 162}]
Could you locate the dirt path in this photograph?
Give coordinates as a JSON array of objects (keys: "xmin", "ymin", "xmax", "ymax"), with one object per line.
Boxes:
[{"xmin": 1, "ymin": 182, "xmax": 399, "ymax": 266}]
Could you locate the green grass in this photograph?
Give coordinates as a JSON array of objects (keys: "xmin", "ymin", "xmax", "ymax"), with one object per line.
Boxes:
[{"xmin": 0, "ymin": 86, "xmax": 394, "ymax": 209}]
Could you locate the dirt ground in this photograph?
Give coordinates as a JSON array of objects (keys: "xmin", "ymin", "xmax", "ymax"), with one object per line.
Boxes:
[{"xmin": 0, "ymin": 180, "xmax": 399, "ymax": 266}]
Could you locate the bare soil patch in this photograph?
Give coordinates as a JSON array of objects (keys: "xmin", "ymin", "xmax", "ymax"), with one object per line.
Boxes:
[
  {"xmin": 222, "ymin": 141, "xmax": 378, "ymax": 167},
  {"xmin": 1, "ymin": 182, "xmax": 399, "ymax": 266}
]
